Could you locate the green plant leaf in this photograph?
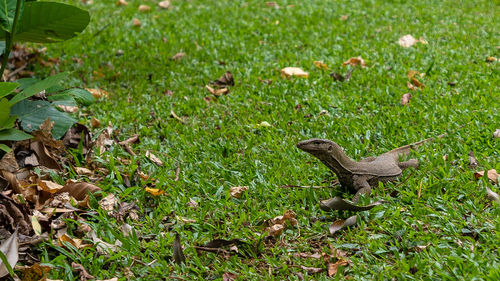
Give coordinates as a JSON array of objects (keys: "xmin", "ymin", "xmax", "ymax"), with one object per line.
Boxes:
[
  {"xmin": 50, "ymin": 88, "xmax": 94, "ymax": 106},
  {"xmin": 10, "ymin": 99, "xmax": 76, "ymax": 139},
  {"xmin": 0, "ymin": 0, "xmax": 23, "ymax": 33},
  {"xmin": 0, "ymin": 2, "xmax": 90, "ymax": 43},
  {"xmin": 0, "ymin": 127, "xmax": 31, "ymax": 141},
  {"xmin": 0, "ymin": 98, "xmax": 9, "ymax": 125},
  {"xmin": 0, "ymin": 115, "xmax": 16, "ymax": 130},
  {"xmin": 0, "ymin": 143, "xmax": 10, "ymax": 152},
  {"xmin": 9, "ymin": 72, "xmax": 67, "ymax": 105},
  {"xmin": 0, "ymin": 82, "xmax": 18, "ymax": 98}
]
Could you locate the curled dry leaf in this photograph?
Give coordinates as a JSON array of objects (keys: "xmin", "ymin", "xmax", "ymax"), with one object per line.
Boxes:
[
  {"xmin": 187, "ymin": 198, "xmax": 198, "ymax": 208},
  {"xmin": 99, "ymin": 194, "xmax": 117, "ymax": 211},
  {"xmin": 72, "ymin": 262, "xmax": 94, "ymax": 281},
  {"xmin": 486, "ymin": 187, "xmax": 499, "ymax": 203},
  {"xmin": 0, "ymin": 151, "xmax": 19, "ymax": 172},
  {"xmin": 17, "ymin": 263, "xmax": 51, "ymax": 281},
  {"xmin": 57, "ymin": 105, "xmax": 78, "ymax": 113},
  {"xmin": 343, "ymin": 56, "xmax": 366, "ymax": 67},
  {"xmin": 57, "ymin": 180, "xmax": 101, "ymax": 201},
  {"xmin": 171, "ymin": 52, "xmax": 186, "ymax": 60},
  {"xmin": 211, "ymin": 71, "xmax": 234, "ymax": 88},
  {"xmin": 329, "ymin": 215, "xmax": 357, "ymax": 235},
  {"xmin": 300, "ymin": 265, "xmax": 323, "ymax": 274},
  {"xmin": 407, "ymin": 70, "xmax": 423, "ymax": 79},
  {"xmin": 410, "ymin": 77, "xmax": 425, "ymax": 89},
  {"xmin": 327, "ymin": 259, "xmax": 349, "ymax": 277},
  {"xmin": 63, "ymin": 123, "xmax": 92, "ymax": 156},
  {"xmin": 313, "ymin": 61, "xmax": 328, "ymax": 70},
  {"xmin": 401, "ymin": 93, "xmax": 412, "ymax": 106},
  {"xmin": 0, "ymin": 229, "xmax": 18, "ymax": 278},
  {"xmin": 138, "ymin": 5, "xmax": 151, "ymax": 12},
  {"xmin": 85, "ymin": 88, "xmax": 109, "ymax": 99},
  {"xmin": 170, "ymin": 109, "xmax": 186, "ymax": 123},
  {"xmin": 266, "ymin": 224, "xmax": 285, "ymax": 236},
  {"xmin": 145, "ymin": 187, "xmax": 165, "ymax": 196},
  {"xmin": 493, "ymin": 129, "xmax": 500, "ymax": 138},
  {"xmin": 58, "ymin": 234, "xmax": 91, "ymax": 249},
  {"xmin": 229, "ymin": 186, "xmax": 248, "ymax": 198},
  {"xmin": 468, "ymin": 151, "xmax": 478, "ymax": 168},
  {"xmin": 397, "ymin": 34, "xmax": 427, "ymax": 48},
  {"xmin": 205, "ymin": 85, "xmax": 229, "ymax": 96},
  {"xmin": 133, "ymin": 18, "xmax": 142, "ymax": 27},
  {"xmin": 158, "ymin": 0, "xmax": 170, "ymax": 9},
  {"xmin": 145, "ymin": 151, "xmax": 163, "ymax": 166},
  {"xmin": 91, "ymin": 117, "xmax": 101, "ymax": 128},
  {"xmin": 74, "ymin": 167, "xmax": 92, "ymax": 176},
  {"xmin": 281, "ymin": 67, "xmax": 309, "ymax": 78},
  {"xmin": 116, "ymin": 0, "xmax": 128, "ymax": 6},
  {"xmin": 486, "ymin": 56, "xmax": 498, "ymax": 62},
  {"xmin": 474, "ymin": 169, "xmax": 499, "ymax": 184}
]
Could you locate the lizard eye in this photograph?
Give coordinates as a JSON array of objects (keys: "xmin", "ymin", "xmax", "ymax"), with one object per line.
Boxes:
[{"xmin": 327, "ymin": 145, "xmax": 333, "ymax": 151}]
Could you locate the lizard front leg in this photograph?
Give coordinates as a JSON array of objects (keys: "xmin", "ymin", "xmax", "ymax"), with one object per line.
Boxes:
[
  {"xmin": 351, "ymin": 175, "xmax": 371, "ymax": 203},
  {"xmin": 398, "ymin": 159, "xmax": 418, "ymax": 169}
]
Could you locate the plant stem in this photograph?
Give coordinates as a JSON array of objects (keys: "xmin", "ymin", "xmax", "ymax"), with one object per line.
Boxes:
[{"xmin": 0, "ymin": 0, "xmax": 24, "ymax": 81}]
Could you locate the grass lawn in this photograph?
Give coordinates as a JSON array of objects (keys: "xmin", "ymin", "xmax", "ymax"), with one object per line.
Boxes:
[{"xmin": 33, "ymin": 0, "xmax": 499, "ymax": 280}]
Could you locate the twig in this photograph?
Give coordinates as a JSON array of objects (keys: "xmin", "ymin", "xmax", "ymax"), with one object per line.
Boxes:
[
  {"xmin": 281, "ymin": 185, "xmax": 329, "ymax": 189},
  {"xmin": 174, "ymin": 165, "xmax": 180, "ymax": 181},
  {"xmin": 193, "ymin": 246, "xmax": 230, "ymax": 255},
  {"xmin": 7, "ymin": 63, "xmax": 27, "ymax": 78}
]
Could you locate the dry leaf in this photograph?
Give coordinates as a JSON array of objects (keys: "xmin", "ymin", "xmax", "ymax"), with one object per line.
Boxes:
[
  {"xmin": 116, "ymin": 0, "xmax": 128, "ymax": 6},
  {"xmin": 397, "ymin": 34, "xmax": 427, "ymax": 48},
  {"xmin": 340, "ymin": 14, "xmax": 349, "ymax": 20},
  {"xmin": 210, "ymin": 71, "xmax": 234, "ymax": 88},
  {"xmin": 170, "ymin": 109, "xmax": 186, "ymax": 123},
  {"xmin": 85, "ymin": 88, "xmax": 109, "ymax": 99},
  {"xmin": 89, "ymin": 231, "xmax": 121, "ymax": 255},
  {"xmin": 145, "ymin": 187, "xmax": 165, "ymax": 196},
  {"xmin": 410, "ymin": 77, "xmax": 425, "ymax": 88},
  {"xmin": 493, "ymin": 129, "xmax": 500, "ymax": 138},
  {"xmin": 58, "ymin": 234, "xmax": 90, "ymax": 249},
  {"xmin": 31, "ymin": 216, "xmax": 42, "ymax": 236},
  {"xmin": 72, "ymin": 262, "xmax": 94, "ymax": 280},
  {"xmin": 313, "ymin": 61, "xmax": 329, "ymax": 70},
  {"xmin": 158, "ymin": 0, "xmax": 170, "ymax": 9},
  {"xmin": 133, "ymin": 18, "xmax": 141, "ymax": 27},
  {"xmin": 474, "ymin": 169, "xmax": 499, "ymax": 184},
  {"xmin": 205, "ymin": 85, "xmax": 229, "ymax": 96},
  {"xmin": 281, "ymin": 67, "xmax": 309, "ymax": 78},
  {"xmin": 293, "ymin": 252, "xmax": 322, "ymax": 259},
  {"xmin": 38, "ymin": 180, "xmax": 64, "ymax": 193},
  {"xmin": 229, "ymin": 186, "xmax": 248, "ymax": 198},
  {"xmin": 222, "ymin": 272, "xmax": 238, "ymax": 281},
  {"xmin": 300, "ymin": 265, "xmax": 323, "ymax": 274},
  {"xmin": 118, "ymin": 134, "xmax": 139, "ymax": 145},
  {"xmin": 343, "ymin": 56, "xmax": 366, "ymax": 67},
  {"xmin": 486, "ymin": 187, "xmax": 499, "ymax": 203},
  {"xmin": 17, "ymin": 263, "xmax": 51, "ymax": 281},
  {"xmin": 138, "ymin": 5, "xmax": 151, "ymax": 12},
  {"xmin": 266, "ymin": 224, "xmax": 285, "ymax": 236},
  {"xmin": 57, "ymin": 105, "xmax": 78, "ymax": 113},
  {"xmin": 255, "ymin": 121, "xmax": 272, "ymax": 128},
  {"xmin": 329, "ymin": 215, "xmax": 357, "ymax": 235},
  {"xmin": 91, "ymin": 117, "xmax": 101, "ymax": 128},
  {"xmin": 57, "ymin": 180, "xmax": 101, "ymax": 201},
  {"xmin": 173, "ymin": 233, "xmax": 185, "ymax": 265},
  {"xmin": 99, "ymin": 194, "xmax": 117, "ymax": 211},
  {"xmin": 407, "ymin": 70, "xmax": 423, "ymax": 79},
  {"xmin": 0, "ymin": 229, "xmax": 18, "ymax": 278},
  {"xmin": 327, "ymin": 259, "xmax": 349, "ymax": 276},
  {"xmin": 145, "ymin": 151, "xmax": 163, "ymax": 166},
  {"xmin": 468, "ymin": 151, "xmax": 478, "ymax": 168},
  {"xmin": 187, "ymin": 198, "xmax": 198, "ymax": 208},
  {"xmin": 171, "ymin": 52, "xmax": 186, "ymax": 60},
  {"xmin": 330, "ymin": 72, "xmax": 345, "ymax": 81},
  {"xmin": 486, "ymin": 57, "xmax": 497, "ymax": 62},
  {"xmin": 0, "ymin": 151, "xmax": 19, "ymax": 172},
  {"xmin": 265, "ymin": 2, "xmax": 279, "ymax": 8},
  {"xmin": 74, "ymin": 167, "xmax": 92, "ymax": 176},
  {"xmin": 401, "ymin": 93, "xmax": 411, "ymax": 106},
  {"xmin": 176, "ymin": 216, "xmax": 196, "ymax": 223}
]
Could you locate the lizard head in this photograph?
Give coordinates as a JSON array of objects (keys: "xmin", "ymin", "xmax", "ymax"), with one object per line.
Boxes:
[{"xmin": 296, "ymin": 138, "xmax": 336, "ymax": 156}]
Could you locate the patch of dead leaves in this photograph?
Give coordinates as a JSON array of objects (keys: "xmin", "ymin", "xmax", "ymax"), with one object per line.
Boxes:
[{"xmin": 266, "ymin": 209, "xmax": 298, "ymax": 237}]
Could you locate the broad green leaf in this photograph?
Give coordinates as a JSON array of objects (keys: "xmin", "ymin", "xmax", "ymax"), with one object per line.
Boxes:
[
  {"xmin": 10, "ymin": 99, "xmax": 76, "ymax": 139},
  {"xmin": 0, "ymin": 0, "xmax": 23, "ymax": 33},
  {"xmin": 47, "ymin": 93, "xmax": 76, "ymax": 106},
  {"xmin": 0, "ymin": 98, "xmax": 9, "ymax": 125},
  {"xmin": 0, "ymin": 82, "xmax": 18, "ymax": 98},
  {"xmin": 0, "ymin": 41, "xmax": 4, "ymax": 55},
  {"xmin": 15, "ymin": 77, "xmax": 38, "ymax": 90},
  {"xmin": 0, "ymin": 2, "xmax": 90, "ymax": 43},
  {"xmin": 0, "ymin": 143, "xmax": 10, "ymax": 152},
  {"xmin": 9, "ymin": 72, "xmax": 67, "ymax": 105},
  {"xmin": 54, "ymin": 88, "xmax": 94, "ymax": 106},
  {"xmin": 0, "ymin": 128, "xmax": 31, "ymax": 141},
  {"xmin": 0, "ymin": 115, "xmax": 16, "ymax": 130}
]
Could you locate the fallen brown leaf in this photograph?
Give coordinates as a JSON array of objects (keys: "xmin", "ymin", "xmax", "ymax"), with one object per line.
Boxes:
[
  {"xmin": 211, "ymin": 71, "xmax": 234, "ymax": 88},
  {"xmin": 57, "ymin": 180, "xmax": 102, "ymax": 201},
  {"xmin": 410, "ymin": 77, "xmax": 425, "ymax": 89},
  {"xmin": 340, "ymin": 14, "xmax": 349, "ymax": 21},
  {"xmin": 293, "ymin": 252, "xmax": 322, "ymax": 259},
  {"xmin": 468, "ymin": 151, "xmax": 478, "ymax": 168},
  {"xmin": 158, "ymin": 0, "xmax": 170, "ymax": 9},
  {"xmin": 229, "ymin": 186, "xmax": 248, "ymax": 198},
  {"xmin": 474, "ymin": 169, "xmax": 499, "ymax": 184},
  {"xmin": 17, "ymin": 263, "xmax": 51, "ymax": 281},
  {"xmin": 281, "ymin": 67, "xmax": 309, "ymax": 78},
  {"xmin": 118, "ymin": 134, "xmax": 139, "ymax": 145},
  {"xmin": 99, "ymin": 194, "xmax": 117, "ymax": 211},
  {"xmin": 300, "ymin": 265, "xmax": 323, "ymax": 274},
  {"xmin": 493, "ymin": 129, "xmax": 500, "ymax": 138},
  {"xmin": 401, "ymin": 93, "xmax": 412, "ymax": 106},
  {"xmin": 397, "ymin": 34, "xmax": 427, "ymax": 48},
  {"xmin": 74, "ymin": 167, "xmax": 92, "ymax": 176},
  {"xmin": 91, "ymin": 117, "xmax": 101, "ymax": 128},
  {"xmin": 313, "ymin": 61, "xmax": 328, "ymax": 70},
  {"xmin": 187, "ymin": 198, "xmax": 198, "ymax": 208},
  {"xmin": 486, "ymin": 56, "xmax": 498, "ymax": 62},
  {"xmin": 85, "ymin": 88, "xmax": 109, "ymax": 99},
  {"xmin": 327, "ymin": 259, "xmax": 349, "ymax": 276},
  {"xmin": 343, "ymin": 56, "xmax": 366, "ymax": 67},
  {"xmin": 222, "ymin": 272, "xmax": 238, "ymax": 281},
  {"xmin": 133, "ymin": 18, "xmax": 142, "ymax": 27},
  {"xmin": 329, "ymin": 215, "xmax": 357, "ymax": 235},
  {"xmin": 38, "ymin": 180, "xmax": 64, "ymax": 193},
  {"xmin": 171, "ymin": 52, "xmax": 186, "ymax": 60},
  {"xmin": 486, "ymin": 187, "xmax": 499, "ymax": 203},
  {"xmin": 116, "ymin": 0, "xmax": 128, "ymax": 6},
  {"xmin": 72, "ymin": 262, "xmax": 94, "ymax": 280},
  {"xmin": 0, "ymin": 229, "xmax": 18, "ymax": 278},
  {"xmin": 145, "ymin": 151, "xmax": 163, "ymax": 166},
  {"xmin": 0, "ymin": 151, "xmax": 19, "ymax": 172},
  {"xmin": 57, "ymin": 105, "xmax": 78, "ymax": 113},
  {"xmin": 265, "ymin": 2, "xmax": 279, "ymax": 8},
  {"xmin": 138, "ymin": 5, "xmax": 151, "ymax": 12},
  {"xmin": 170, "ymin": 109, "xmax": 186, "ymax": 124}
]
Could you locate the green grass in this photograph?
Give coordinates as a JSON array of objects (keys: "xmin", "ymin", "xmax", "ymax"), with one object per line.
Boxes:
[{"xmin": 31, "ymin": 0, "xmax": 499, "ymax": 280}]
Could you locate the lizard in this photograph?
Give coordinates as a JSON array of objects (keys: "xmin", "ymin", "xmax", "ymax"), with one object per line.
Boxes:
[{"xmin": 297, "ymin": 134, "xmax": 445, "ymax": 211}]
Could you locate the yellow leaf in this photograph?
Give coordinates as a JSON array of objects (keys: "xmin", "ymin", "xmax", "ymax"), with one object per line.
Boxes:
[
  {"xmin": 145, "ymin": 187, "xmax": 165, "ymax": 196},
  {"xmin": 313, "ymin": 61, "xmax": 329, "ymax": 70}
]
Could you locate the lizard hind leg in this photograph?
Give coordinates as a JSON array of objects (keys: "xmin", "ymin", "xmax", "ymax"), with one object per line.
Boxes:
[
  {"xmin": 351, "ymin": 176, "xmax": 371, "ymax": 203},
  {"xmin": 398, "ymin": 159, "xmax": 418, "ymax": 169}
]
